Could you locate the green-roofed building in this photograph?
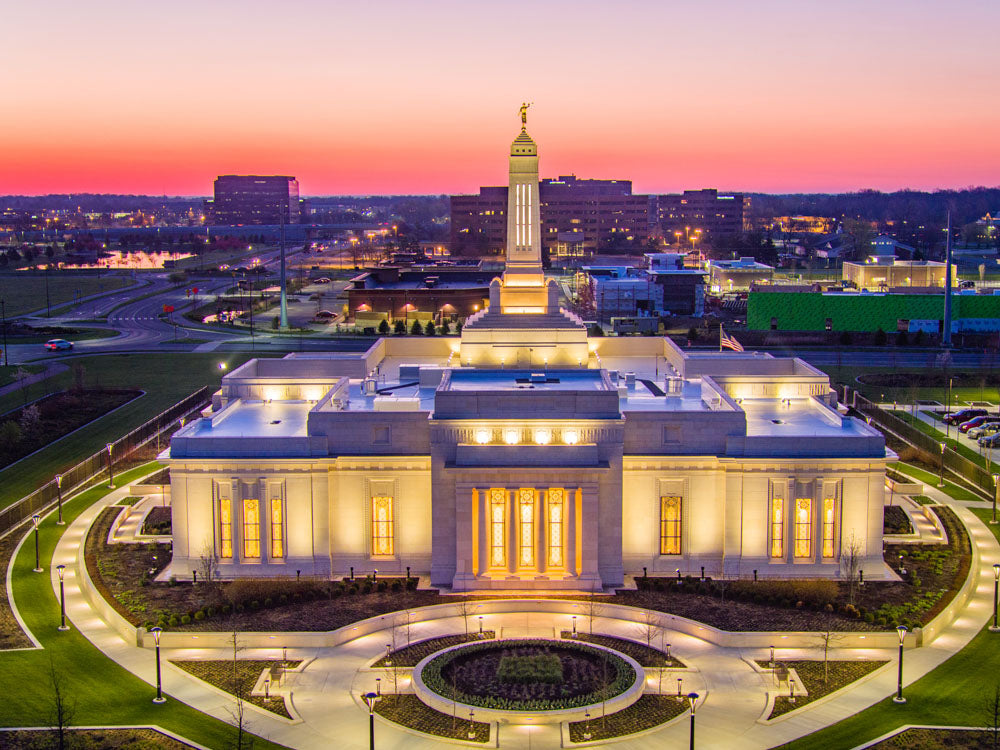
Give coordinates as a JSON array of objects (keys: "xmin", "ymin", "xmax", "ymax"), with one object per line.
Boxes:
[{"xmin": 747, "ymin": 291, "xmax": 1000, "ymax": 333}]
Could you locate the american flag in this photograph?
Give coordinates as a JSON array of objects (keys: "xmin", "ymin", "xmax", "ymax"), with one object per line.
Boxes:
[{"xmin": 720, "ymin": 327, "xmax": 744, "ymax": 352}]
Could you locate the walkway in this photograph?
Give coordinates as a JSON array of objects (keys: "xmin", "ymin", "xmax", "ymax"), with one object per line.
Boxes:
[
  {"xmin": 20, "ymin": 473, "xmax": 998, "ymax": 749},
  {"xmin": 0, "ymin": 362, "xmax": 67, "ymax": 398}
]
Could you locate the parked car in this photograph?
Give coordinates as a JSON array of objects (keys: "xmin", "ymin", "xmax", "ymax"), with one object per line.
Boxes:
[
  {"xmin": 960, "ymin": 415, "xmax": 996, "ymax": 432},
  {"xmin": 980, "ymin": 433, "xmax": 1000, "ymax": 448},
  {"xmin": 968, "ymin": 421, "xmax": 1000, "ymax": 439},
  {"xmin": 312, "ymin": 277, "xmax": 332, "ymax": 284},
  {"xmin": 945, "ymin": 408, "xmax": 988, "ymax": 424},
  {"xmin": 980, "ymin": 430, "xmax": 1000, "ymax": 446},
  {"xmin": 44, "ymin": 338, "xmax": 73, "ymax": 351}
]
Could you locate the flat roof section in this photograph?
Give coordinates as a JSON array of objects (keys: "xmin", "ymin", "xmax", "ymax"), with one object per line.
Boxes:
[
  {"xmin": 742, "ymin": 398, "xmax": 870, "ymax": 438},
  {"xmin": 441, "ymin": 369, "xmax": 611, "ymax": 392},
  {"xmin": 189, "ymin": 401, "xmax": 312, "ymax": 438}
]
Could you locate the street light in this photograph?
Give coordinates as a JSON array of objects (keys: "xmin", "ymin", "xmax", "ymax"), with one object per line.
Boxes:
[
  {"xmin": 938, "ymin": 442, "xmax": 946, "ymax": 488},
  {"xmin": 106, "ymin": 443, "xmax": 115, "ymax": 489},
  {"xmin": 151, "ymin": 626, "xmax": 166, "ymax": 703},
  {"xmin": 893, "ymin": 625, "xmax": 907, "ymax": 704},
  {"xmin": 55, "ymin": 474, "xmax": 64, "ymax": 525},
  {"xmin": 56, "ymin": 564, "xmax": 69, "ymax": 631},
  {"xmin": 992, "ymin": 564, "xmax": 1000, "ymax": 633},
  {"xmin": 362, "ymin": 690, "xmax": 381, "ymax": 750},
  {"xmin": 32, "ymin": 514, "xmax": 42, "ymax": 573},
  {"xmin": 687, "ymin": 692, "xmax": 699, "ymax": 749}
]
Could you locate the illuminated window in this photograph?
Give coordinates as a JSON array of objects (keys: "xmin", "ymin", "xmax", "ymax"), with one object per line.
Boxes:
[
  {"xmin": 270, "ymin": 498, "xmax": 284, "ymax": 559},
  {"xmin": 242, "ymin": 498, "xmax": 260, "ymax": 559},
  {"xmin": 794, "ymin": 498, "xmax": 812, "ymax": 558},
  {"xmin": 660, "ymin": 496, "xmax": 682, "ymax": 555},
  {"xmin": 770, "ymin": 497, "xmax": 784, "ymax": 558},
  {"xmin": 371, "ymin": 496, "xmax": 394, "ymax": 556},
  {"xmin": 519, "ymin": 488, "xmax": 535, "ymax": 567},
  {"xmin": 547, "ymin": 489, "xmax": 564, "ymax": 567},
  {"xmin": 490, "ymin": 488, "xmax": 506, "ymax": 568},
  {"xmin": 822, "ymin": 498, "xmax": 836, "ymax": 558},
  {"xmin": 219, "ymin": 498, "xmax": 232, "ymax": 559}
]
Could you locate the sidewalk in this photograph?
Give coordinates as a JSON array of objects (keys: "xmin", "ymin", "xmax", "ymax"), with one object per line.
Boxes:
[{"xmin": 25, "ymin": 473, "xmax": 996, "ymax": 749}]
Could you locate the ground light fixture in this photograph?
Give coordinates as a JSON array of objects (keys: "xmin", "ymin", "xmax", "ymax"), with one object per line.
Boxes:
[
  {"xmin": 32, "ymin": 514, "xmax": 42, "ymax": 572},
  {"xmin": 992, "ymin": 564, "xmax": 1000, "ymax": 633},
  {"xmin": 55, "ymin": 474, "xmax": 64, "ymax": 525},
  {"xmin": 56, "ymin": 564, "xmax": 69, "ymax": 631},
  {"xmin": 151, "ymin": 626, "xmax": 166, "ymax": 704},
  {"xmin": 467, "ymin": 709, "xmax": 476, "ymax": 740},
  {"xmin": 478, "ymin": 615, "xmax": 484, "ymax": 635},
  {"xmin": 362, "ymin": 690, "xmax": 381, "ymax": 750},
  {"xmin": 687, "ymin": 691, "xmax": 699, "ymax": 749},
  {"xmin": 893, "ymin": 625, "xmax": 907, "ymax": 703},
  {"xmin": 106, "ymin": 442, "xmax": 115, "ymax": 488}
]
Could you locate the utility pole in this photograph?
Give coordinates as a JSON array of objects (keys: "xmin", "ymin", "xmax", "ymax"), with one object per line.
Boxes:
[
  {"xmin": 943, "ymin": 210, "xmax": 953, "ymax": 348},
  {"xmin": 1, "ymin": 299, "xmax": 8, "ymax": 367}
]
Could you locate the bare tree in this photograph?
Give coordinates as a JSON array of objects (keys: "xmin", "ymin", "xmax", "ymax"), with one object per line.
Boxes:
[
  {"xmin": 199, "ymin": 541, "xmax": 219, "ymax": 584},
  {"xmin": 817, "ymin": 630, "xmax": 845, "ymax": 684},
  {"xmin": 840, "ymin": 533, "xmax": 863, "ymax": 606},
  {"xmin": 455, "ymin": 599, "xmax": 476, "ymax": 636},
  {"xmin": 229, "ymin": 629, "xmax": 253, "ymax": 750},
  {"xmin": 635, "ymin": 610, "xmax": 661, "ymax": 649},
  {"xmin": 584, "ymin": 580, "xmax": 606, "ymax": 635},
  {"xmin": 47, "ymin": 656, "xmax": 76, "ymax": 750},
  {"xmin": 985, "ymin": 682, "xmax": 1000, "ymax": 750},
  {"xmin": 14, "ymin": 367, "xmax": 32, "ymax": 406}
]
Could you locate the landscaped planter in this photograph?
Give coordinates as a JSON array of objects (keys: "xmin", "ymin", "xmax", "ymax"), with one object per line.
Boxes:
[{"xmin": 411, "ymin": 638, "xmax": 644, "ymax": 725}]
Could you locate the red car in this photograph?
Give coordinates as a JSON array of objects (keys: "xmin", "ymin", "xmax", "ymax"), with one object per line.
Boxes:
[
  {"xmin": 959, "ymin": 414, "xmax": 996, "ymax": 432},
  {"xmin": 945, "ymin": 408, "xmax": 987, "ymax": 424}
]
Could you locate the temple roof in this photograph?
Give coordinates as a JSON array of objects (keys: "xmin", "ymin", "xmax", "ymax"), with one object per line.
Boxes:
[{"xmin": 511, "ymin": 128, "xmax": 537, "ymax": 155}]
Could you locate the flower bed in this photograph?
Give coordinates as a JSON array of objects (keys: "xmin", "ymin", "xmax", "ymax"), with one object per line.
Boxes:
[
  {"xmin": 373, "ymin": 632, "xmax": 496, "ymax": 668},
  {"xmin": 141, "ymin": 506, "xmax": 171, "ymax": 535},
  {"xmin": 374, "ymin": 694, "xmax": 490, "ymax": 744},
  {"xmin": 883, "ymin": 505, "xmax": 913, "ymax": 535},
  {"xmin": 0, "ymin": 728, "xmax": 192, "ymax": 749},
  {"xmin": 756, "ymin": 659, "xmax": 888, "ymax": 718},
  {"xmin": 558, "ymin": 632, "xmax": 684, "ymax": 668},
  {"xmin": 171, "ymin": 659, "xmax": 301, "ymax": 719},
  {"xmin": 421, "ymin": 639, "xmax": 635, "ymax": 712},
  {"xmin": 567, "ymin": 694, "xmax": 686, "ymax": 743},
  {"xmin": 869, "ymin": 728, "xmax": 999, "ymax": 749}
]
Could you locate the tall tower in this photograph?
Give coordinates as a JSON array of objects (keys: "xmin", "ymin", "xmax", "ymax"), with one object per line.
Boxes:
[{"xmin": 503, "ymin": 122, "xmax": 543, "ymax": 285}]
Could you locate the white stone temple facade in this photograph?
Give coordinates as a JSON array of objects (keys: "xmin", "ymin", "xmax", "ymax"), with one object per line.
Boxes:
[{"xmin": 167, "ymin": 116, "xmax": 889, "ymax": 590}]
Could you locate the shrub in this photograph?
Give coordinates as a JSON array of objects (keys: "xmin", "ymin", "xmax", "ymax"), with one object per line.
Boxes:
[
  {"xmin": 264, "ymin": 597, "xmax": 273, "ymax": 607},
  {"xmin": 390, "ymin": 581, "xmax": 402, "ymax": 592},
  {"xmin": 168, "ymin": 615, "xmax": 179, "ymax": 626},
  {"xmin": 279, "ymin": 594, "xmax": 288, "ymax": 604},
  {"xmin": 180, "ymin": 614, "xmax": 191, "ymax": 625},
  {"xmin": 194, "ymin": 610, "xmax": 205, "ymax": 621},
  {"xmin": 377, "ymin": 580, "xmax": 388, "ymax": 592}
]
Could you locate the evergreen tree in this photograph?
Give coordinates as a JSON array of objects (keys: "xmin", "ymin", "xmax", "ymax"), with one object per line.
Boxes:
[
  {"xmin": 378, "ymin": 319, "xmax": 390, "ymax": 335},
  {"xmin": 425, "ymin": 321, "xmax": 436, "ymax": 336},
  {"xmin": 393, "ymin": 319, "xmax": 406, "ymax": 335},
  {"xmin": 410, "ymin": 319, "xmax": 423, "ymax": 335}
]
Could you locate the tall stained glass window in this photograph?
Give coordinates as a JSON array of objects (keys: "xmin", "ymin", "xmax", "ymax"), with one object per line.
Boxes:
[
  {"xmin": 219, "ymin": 498, "xmax": 232, "ymax": 559},
  {"xmin": 794, "ymin": 498, "xmax": 812, "ymax": 558},
  {"xmin": 547, "ymin": 489, "xmax": 564, "ymax": 568},
  {"xmin": 242, "ymin": 498, "xmax": 260, "ymax": 559},
  {"xmin": 660, "ymin": 496, "xmax": 682, "ymax": 555},
  {"xmin": 270, "ymin": 498, "xmax": 284, "ymax": 559},
  {"xmin": 770, "ymin": 497, "xmax": 784, "ymax": 558},
  {"xmin": 822, "ymin": 498, "xmax": 836, "ymax": 558},
  {"xmin": 371, "ymin": 496, "xmax": 394, "ymax": 556},
  {"xmin": 490, "ymin": 489, "xmax": 506, "ymax": 568},
  {"xmin": 518, "ymin": 488, "xmax": 535, "ymax": 567}
]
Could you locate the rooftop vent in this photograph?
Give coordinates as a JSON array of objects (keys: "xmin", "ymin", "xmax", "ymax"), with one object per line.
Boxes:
[{"xmin": 270, "ymin": 420, "xmax": 282, "ymax": 425}]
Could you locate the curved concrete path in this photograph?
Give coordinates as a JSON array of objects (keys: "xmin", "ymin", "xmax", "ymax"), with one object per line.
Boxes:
[{"xmin": 22, "ymin": 474, "xmax": 999, "ymax": 749}]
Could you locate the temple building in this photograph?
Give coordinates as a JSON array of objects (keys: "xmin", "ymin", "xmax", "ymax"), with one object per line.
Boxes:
[{"xmin": 167, "ymin": 111, "xmax": 889, "ymax": 590}]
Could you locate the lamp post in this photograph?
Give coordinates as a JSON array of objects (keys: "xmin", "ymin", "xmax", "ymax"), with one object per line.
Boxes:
[
  {"xmin": 106, "ymin": 443, "xmax": 115, "ymax": 489},
  {"xmin": 54, "ymin": 474, "xmax": 64, "ymax": 525},
  {"xmin": 687, "ymin": 692, "xmax": 699, "ymax": 750},
  {"xmin": 32, "ymin": 514, "xmax": 42, "ymax": 573},
  {"xmin": 938, "ymin": 442, "xmax": 946, "ymax": 488},
  {"xmin": 893, "ymin": 625, "xmax": 907, "ymax": 703},
  {"xmin": 56, "ymin": 564, "xmax": 69, "ymax": 631},
  {"xmin": 478, "ymin": 615, "xmax": 484, "ymax": 636},
  {"xmin": 467, "ymin": 709, "xmax": 476, "ymax": 740},
  {"xmin": 151, "ymin": 626, "xmax": 166, "ymax": 703},
  {"xmin": 992, "ymin": 564, "xmax": 1000, "ymax": 633},
  {"xmin": 362, "ymin": 691, "xmax": 381, "ymax": 750}
]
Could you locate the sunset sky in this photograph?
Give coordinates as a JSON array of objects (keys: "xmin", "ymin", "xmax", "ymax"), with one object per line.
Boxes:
[{"xmin": 2, "ymin": 0, "xmax": 998, "ymax": 196}]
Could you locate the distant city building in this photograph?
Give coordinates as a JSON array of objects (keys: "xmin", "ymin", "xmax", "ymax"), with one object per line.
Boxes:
[
  {"xmin": 656, "ymin": 189, "xmax": 750, "ymax": 238},
  {"xmin": 769, "ymin": 216, "xmax": 835, "ymax": 234},
  {"xmin": 843, "ymin": 256, "xmax": 954, "ymax": 291},
  {"xmin": 450, "ymin": 175, "xmax": 654, "ymax": 260},
  {"xmin": 346, "ymin": 265, "xmax": 492, "ymax": 325},
  {"xmin": 582, "ymin": 253, "xmax": 706, "ymax": 323},
  {"xmin": 708, "ymin": 257, "xmax": 774, "ymax": 293},
  {"xmin": 206, "ymin": 175, "xmax": 300, "ymax": 225},
  {"xmin": 749, "ymin": 290, "xmax": 1000, "ymax": 333}
]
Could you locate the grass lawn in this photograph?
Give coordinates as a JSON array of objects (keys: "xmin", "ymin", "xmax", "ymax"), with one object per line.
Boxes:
[
  {"xmin": 0, "ymin": 353, "xmax": 272, "ymax": 510},
  {"xmin": 0, "ymin": 274, "xmax": 135, "ymax": 317},
  {"xmin": 889, "ymin": 410, "xmax": 999, "ymax": 473},
  {"xmin": 0, "ymin": 364, "xmax": 44, "ymax": 388},
  {"xmin": 0, "ymin": 464, "xmax": 288, "ymax": 749},
  {"xmin": 890, "ymin": 462, "xmax": 984, "ymax": 503},
  {"xmin": 776, "ymin": 500, "xmax": 1000, "ymax": 749}
]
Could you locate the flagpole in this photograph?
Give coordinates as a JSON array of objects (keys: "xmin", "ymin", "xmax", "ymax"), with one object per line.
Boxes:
[{"xmin": 719, "ymin": 323, "xmax": 723, "ymax": 352}]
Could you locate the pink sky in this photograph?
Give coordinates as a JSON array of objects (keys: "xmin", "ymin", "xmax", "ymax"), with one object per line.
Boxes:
[{"xmin": 1, "ymin": 0, "xmax": 998, "ymax": 195}]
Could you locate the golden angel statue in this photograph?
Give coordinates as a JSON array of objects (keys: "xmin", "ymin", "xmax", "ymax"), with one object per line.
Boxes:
[{"xmin": 519, "ymin": 102, "xmax": 531, "ymax": 126}]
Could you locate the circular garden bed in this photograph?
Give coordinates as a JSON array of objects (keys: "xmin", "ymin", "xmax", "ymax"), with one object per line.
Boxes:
[{"xmin": 419, "ymin": 639, "xmax": 637, "ymax": 712}]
